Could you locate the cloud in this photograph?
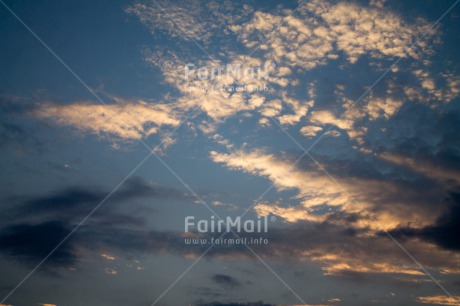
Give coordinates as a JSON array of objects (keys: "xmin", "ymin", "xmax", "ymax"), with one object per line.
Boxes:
[
  {"xmin": 254, "ymin": 202, "xmax": 319, "ymax": 223},
  {"xmin": 34, "ymin": 98, "xmax": 179, "ymax": 141},
  {"xmin": 11, "ymin": 177, "xmax": 184, "ymax": 223},
  {"xmin": 0, "ymin": 122, "xmax": 42, "ymax": 153},
  {"xmin": 390, "ymin": 192, "xmax": 460, "ymax": 251},
  {"xmin": 145, "ymin": 52, "xmax": 279, "ymax": 123},
  {"xmin": 367, "ymin": 107, "xmax": 460, "ymax": 183},
  {"xmin": 126, "ymin": 1, "xmax": 213, "ymax": 43},
  {"xmin": 141, "ymin": 46, "xmax": 314, "ymax": 134},
  {"xmin": 209, "ymin": 148, "xmax": 349, "ymax": 221},
  {"xmin": 232, "ymin": 0, "xmax": 436, "ymax": 70},
  {"xmin": 379, "ymin": 152, "xmax": 460, "ymax": 183},
  {"xmin": 211, "ymin": 274, "xmax": 240, "ymax": 289},
  {"xmin": 209, "ymin": 148, "xmax": 449, "ymax": 231},
  {"xmin": 232, "ymin": 12, "xmax": 332, "ymax": 70},
  {"xmin": 277, "ymin": 96, "xmax": 312, "ymax": 126},
  {"xmin": 197, "ymin": 303, "xmax": 274, "ymax": 306},
  {"xmin": 0, "ymin": 221, "xmax": 76, "ymax": 266},
  {"xmin": 126, "ymin": 0, "xmax": 254, "ymax": 44},
  {"xmin": 117, "ymin": 0, "xmax": 460, "ymax": 157},
  {"xmin": 299, "ymin": 125, "xmax": 323, "ymax": 137},
  {"xmin": 3, "ymin": 206, "xmax": 455, "ymax": 283},
  {"xmin": 416, "ymin": 295, "xmax": 460, "ymax": 305},
  {"xmin": 119, "ymin": 0, "xmax": 458, "ymax": 151},
  {"xmin": 308, "ymin": 107, "xmax": 365, "ymax": 141},
  {"xmin": 1, "ymin": 177, "xmax": 190, "ymax": 266},
  {"xmin": 21, "ymin": 0, "xmax": 459, "ymax": 282},
  {"xmin": 302, "ymin": 91, "xmax": 406, "ymax": 143},
  {"xmin": 0, "ymin": 97, "xmax": 44, "ymax": 153},
  {"xmin": 366, "ymin": 98, "xmax": 403, "ymax": 120},
  {"xmin": 259, "ymin": 99, "xmax": 282, "ymax": 118},
  {"xmin": 406, "ymin": 70, "xmax": 460, "ymax": 104},
  {"xmin": 84, "ymin": 220, "xmax": 460, "ymax": 282}
]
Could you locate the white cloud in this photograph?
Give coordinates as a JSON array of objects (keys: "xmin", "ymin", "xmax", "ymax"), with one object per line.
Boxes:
[
  {"xmin": 369, "ymin": 0, "xmax": 386, "ymax": 9},
  {"xmin": 307, "ymin": 102, "xmax": 366, "ymax": 142},
  {"xmin": 145, "ymin": 52, "xmax": 280, "ymax": 122},
  {"xmin": 210, "ymin": 149, "xmax": 354, "ymax": 225},
  {"xmin": 300, "ymin": 125, "xmax": 323, "ymax": 137},
  {"xmin": 131, "ymin": 0, "xmax": 452, "ymax": 148},
  {"xmin": 153, "ymin": 134, "xmax": 177, "ymax": 155},
  {"xmin": 126, "ymin": 1, "xmax": 209, "ymax": 43},
  {"xmin": 35, "ymin": 98, "xmax": 179, "ymax": 140},
  {"xmin": 366, "ymin": 97, "xmax": 403, "ymax": 120},
  {"xmin": 259, "ymin": 99, "xmax": 282, "ymax": 117},
  {"xmin": 232, "ymin": 0, "xmax": 436, "ymax": 70},
  {"xmin": 210, "ymin": 149, "xmax": 443, "ymax": 231},
  {"xmin": 258, "ymin": 117, "xmax": 271, "ymax": 127},
  {"xmin": 406, "ymin": 70, "xmax": 460, "ymax": 104},
  {"xmin": 254, "ymin": 201, "xmax": 326, "ymax": 223},
  {"xmin": 126, "ymin": 0, "xmax": 255, "ymax": 44}
]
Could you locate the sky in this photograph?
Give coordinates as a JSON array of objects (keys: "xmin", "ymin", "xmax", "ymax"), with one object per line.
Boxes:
[{"xmin": 1, "ymin": 0, "xmax": 460, "ymax": 305}]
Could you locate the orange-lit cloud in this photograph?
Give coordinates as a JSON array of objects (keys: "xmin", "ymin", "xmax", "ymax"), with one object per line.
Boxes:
[
  {"xmin": 210, "ymin": 148, "xmax": 442, "ymax": 231},
  {"xmin": 416, "ymin": 295, "xmax": 460, "ymax": 305},
  {"xmin": 35, "ymin": 98, "xmax": 179, "ymax": 140}
]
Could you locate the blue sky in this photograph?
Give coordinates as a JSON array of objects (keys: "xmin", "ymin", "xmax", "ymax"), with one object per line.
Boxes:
[{"xmin": 1, "ymin": 0, "xmax": 460, "ymax": 305}]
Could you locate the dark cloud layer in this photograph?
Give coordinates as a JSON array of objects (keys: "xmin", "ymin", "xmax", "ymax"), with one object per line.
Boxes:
[
  {"xmin": 390, "ymin": 192, "xmax": 460, "ymax": 251},
  {"xmin": 197, "ymin": 302, "xmax": 274, "ymax": 306},
  {"xmin": 211, "ymin": 274, "xmax": 240, "ymax": 289},
  {"xmin": 0, "ymin": 220, "xmax": 75, "ymax": 266},
  {"xmin": 0, "ymin": 177, "xmax": 189, "ymax": 267},
  {"xmin": 79, "ymin": 219, "xmax": 460, "ymax": 281},
  {"xmin": 0, "ymin": 122, "xmax": 42, "ymax": 153},
  {"xmin": 10, "ymin": 176, "xmax": 187, "ymax": 222}
]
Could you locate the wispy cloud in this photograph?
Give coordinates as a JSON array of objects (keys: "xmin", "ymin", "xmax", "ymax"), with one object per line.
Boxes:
[
  {"xmin": 34, "ymin": 97, "xmax": 179, "ymax": 141},
  {"xmin": 416, "ymin": 295, "xmax": 460, "ymax": 305},
  {"xmin": 209, "ymin": 148, "xmax": 448, "ymax": 231}
]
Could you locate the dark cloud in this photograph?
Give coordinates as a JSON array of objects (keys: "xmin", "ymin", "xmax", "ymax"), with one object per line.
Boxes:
[
  {"xmin": 89, "ymin": 219, "xmax": 460, "ymax": 283},
  {"xmin": 0, "ymin": 122, "xmax": 42, "ymax": 153},
  {"xmin": 197, "ymin": 302, "xmax": 274, "ymax": 306},
  {"xmin": 0, "ymin": 122, "xmax": 31, "ymax": 145},
  {"xmin": 372, "ymin": 105, "xmax": 460, "ymax": 174},
  {"xmin": 390, "ymin": 192, "xmax": 460, "ymax": 251},
  {"xmin": 194, "ymin": 287, "xmax": 223, "ymax": 299},
  {"xmin": 0, "ymin": 177, "xmax": 190, "ymax": 267},
  {"xmin": 0, "ymin": 95, "xmax": 37, "ymax": 115},
  {"xmin": 0, "ymin": 220, "xmax": 76, "ymax": 266},
  {"xmin": 11, "ymin": 176, "xmax": 188, "ymax": 223},
  {"xmin": 3, "ymin": 204, "xmax": 458, "ymax": 279},
  {"xmin": 2, "ymin": 174, "xmax": 458, "ymax": 278},
  {"xmin": 211, "ymin": 274, "xmax": 240, "ymax": 288},
  {"xmin": 0, "ymin": 95, "xmax": 44, "ymax": 153},
  {"xmin": 19, "ymin": 187, "xmax": 103, "ymax": 215}
]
